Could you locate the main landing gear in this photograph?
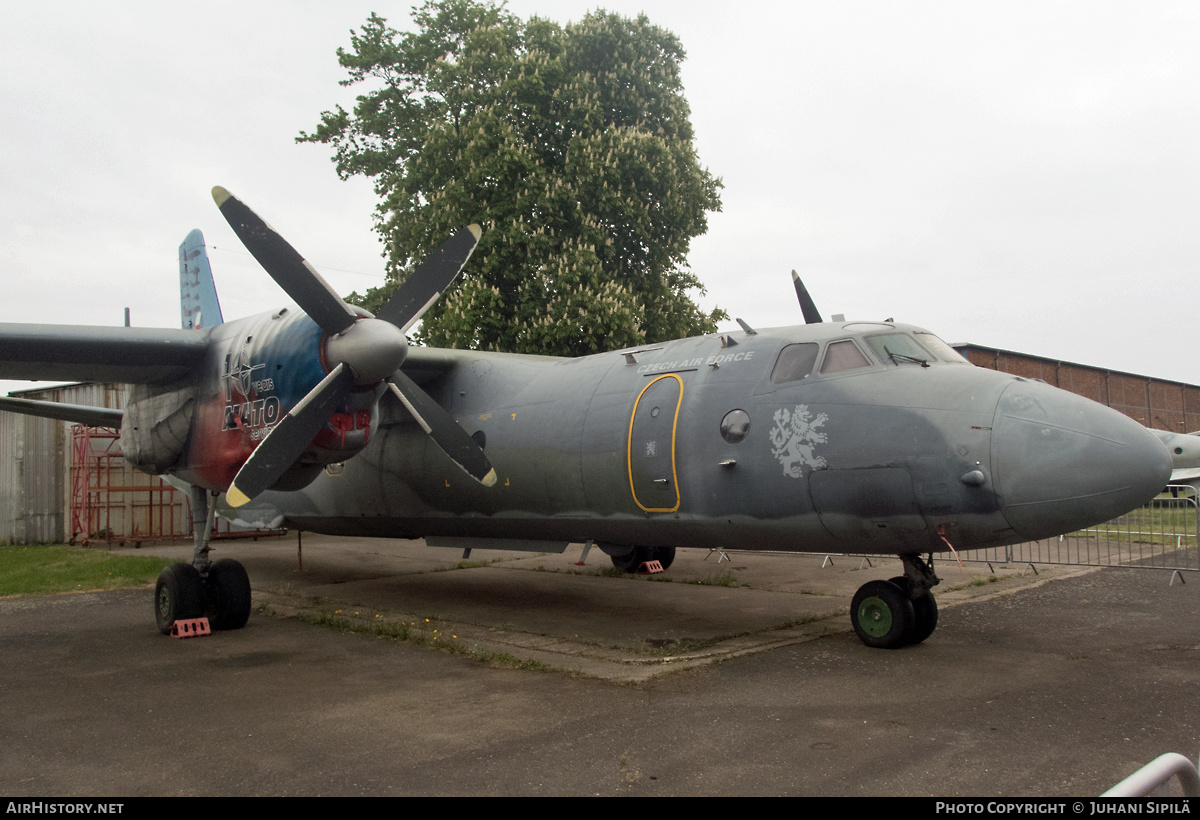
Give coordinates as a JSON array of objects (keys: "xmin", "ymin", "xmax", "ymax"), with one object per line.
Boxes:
[
  {"xmin": 154, "ymin": 487, "xmax": 252, "ymax": 635},
  {"xmin": 608, "ymin": 545, "xmax": 676, "ymax": 573},
  {"xmin": 850, "ymin": 553, "xmax": 940, "ymax": 649}
]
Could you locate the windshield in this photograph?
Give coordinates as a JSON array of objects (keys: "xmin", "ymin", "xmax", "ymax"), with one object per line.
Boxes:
[
  {"xmin": 914, "ymin": 332, "xmax": 969, "ymax": 363},
  {"xmin": 865, "ymin": 333, "xmax": 932, "ymax": 367}
]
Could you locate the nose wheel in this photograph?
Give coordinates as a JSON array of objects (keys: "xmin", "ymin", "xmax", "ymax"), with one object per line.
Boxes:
[
  {"xmin": 850, "ymin": 554, "xmax": 940, "ymax": 649},
  {"xmin": 851, "ymin": 580, "xmax": 915, "ymax": 648}
]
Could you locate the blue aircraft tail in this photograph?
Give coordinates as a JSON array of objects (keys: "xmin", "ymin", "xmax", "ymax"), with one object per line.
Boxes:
[{"xmin": 179, "ymin": 229, "xmax": 224, "ymax": 329}]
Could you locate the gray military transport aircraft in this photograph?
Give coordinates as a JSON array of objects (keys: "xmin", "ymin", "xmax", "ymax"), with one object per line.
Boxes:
[{"xmin": 0, "ymin": 189, "xmax": 1176, "ymax": 649}]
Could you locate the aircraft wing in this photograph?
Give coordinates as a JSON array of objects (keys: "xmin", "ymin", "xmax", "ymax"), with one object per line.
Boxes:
[
  {"xmin": 400, "ymin": 345, "xmax": 560, "ymax": 386},
  {"xmin": 0, "ymin": 323, "xmax": 208, "ymax": 385},
  {"xmin": 0, "ymin": 396, "xmax": 122, "ymax": 427}
]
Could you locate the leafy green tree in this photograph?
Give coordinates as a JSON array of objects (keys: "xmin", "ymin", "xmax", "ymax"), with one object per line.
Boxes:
[{"xmin": 300, "ymin": 0, "xmax": 724, "ymax": 356}]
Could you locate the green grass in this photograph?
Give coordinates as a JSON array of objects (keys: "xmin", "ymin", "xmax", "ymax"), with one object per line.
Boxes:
[
  {"xmin": 692, "ymin": 570, "xmax": 741, "ymax": 588},
  {"xmin": 1073, "ymin": 504, "xmax": 1199, "ymax": 547},
  {"xmin": 297, "ymin": 608, "xmax": 551, "ymax": 670},
  {"xmin": 0, "ymin": 544, "xmax": 175, "ymax": 596},
  {"xmin": 434, "ymin": 559, "xmax": 492, "ymax": 571}
]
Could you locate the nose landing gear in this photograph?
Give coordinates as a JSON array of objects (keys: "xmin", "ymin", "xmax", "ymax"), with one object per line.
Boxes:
[{"xmin": 850, "ymin": 553, "xmax": 940, "ymax": 649}]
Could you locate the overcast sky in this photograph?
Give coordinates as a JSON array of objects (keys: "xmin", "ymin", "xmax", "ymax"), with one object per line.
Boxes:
[{"xmin": 2, "ymin": 1, "xmax": 1197, "ymax": 392}]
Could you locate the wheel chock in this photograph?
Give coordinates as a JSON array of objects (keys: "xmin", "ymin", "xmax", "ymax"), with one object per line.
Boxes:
[
  {"xmin": 637, "ymin": 560, "xmax": 664, "ymax": 574},
  {"xmin": 170, "ymin": 617, "xmax": 211, "ymax": 638}
]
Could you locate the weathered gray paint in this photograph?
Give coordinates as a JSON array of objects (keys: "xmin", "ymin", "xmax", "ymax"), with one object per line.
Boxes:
[
  {"xmin": 250, "ymin": 323, "xmax": 1171, "ymax": 559},
  {"xmin": 0, "ymin": 323, "xmax": 1178, "ymax": 557}
]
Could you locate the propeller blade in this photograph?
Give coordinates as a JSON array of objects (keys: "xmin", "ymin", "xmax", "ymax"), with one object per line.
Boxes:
[
  {"xmin": 213, "ymin": 186, "xmax": 358, "ymax": 336},
  {"xmin": 387, "ymin": 371, "xmax": 497, "ymax": 487},
  {"xmin": 791, "ymin": 270, "xmax": 824, "ymax": 325},
  {"xmin": 375, "ymin": 225, "xmax": 482, "ymax": 333},
  {"xmin": 226, "ymin": 363, "xmax": 356, "ymax": 507}
]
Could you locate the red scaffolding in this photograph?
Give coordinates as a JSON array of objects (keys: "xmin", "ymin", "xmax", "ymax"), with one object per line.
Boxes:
[
  {"xmin": 69, "ymin": 425, "xmax": 284, "ymax": 546},
  {"xmin": 70, "ymin": 425, "xmax": 183, "ymax": 546}
]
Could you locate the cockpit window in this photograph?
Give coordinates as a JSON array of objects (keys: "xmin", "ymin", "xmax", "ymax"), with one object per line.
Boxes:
[
  {"xmin": 820, "ymin": 340, "xmax": 871, "ymax": 374},
  {"xmin": 770, "ymin": 343, "xmax": 819, "ymax": 384},
  {"xmin": 865, "ymin": 333, "xmax": 933, "ymax": 367},
  {"xmin": 914, "ymin": 332, "xmax": 969, "ymax": 363}
]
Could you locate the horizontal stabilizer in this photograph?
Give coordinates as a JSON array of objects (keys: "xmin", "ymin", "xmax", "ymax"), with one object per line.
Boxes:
[{"xmin": 0, "ymin": 396, "xmax": 123, "ymax": 428}]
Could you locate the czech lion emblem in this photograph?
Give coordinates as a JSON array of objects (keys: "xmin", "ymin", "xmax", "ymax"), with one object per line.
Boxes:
[{"xmin": 769, "ymin": 404, "xmax": 829, "ymax": 478}]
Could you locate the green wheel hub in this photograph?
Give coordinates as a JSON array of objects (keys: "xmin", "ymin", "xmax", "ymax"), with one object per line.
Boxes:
[
  {"xmin": 850, "ymin": 579, "xmax": 916, "ymax": 649},
  {"xmin": 856, "ymin": 595, "xmax": 893, "ymax": 638}
]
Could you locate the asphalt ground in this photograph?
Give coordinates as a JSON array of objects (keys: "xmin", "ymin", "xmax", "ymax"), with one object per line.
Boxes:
[{"xmin": 2, "ymin": 534, "xmax": 1199, "ymax": 796}]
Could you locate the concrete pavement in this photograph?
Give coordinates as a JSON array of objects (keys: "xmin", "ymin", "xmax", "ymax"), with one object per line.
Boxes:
[{"xmin": 3, "ymin": 535, "xmax": 1197, "ymax": 795}]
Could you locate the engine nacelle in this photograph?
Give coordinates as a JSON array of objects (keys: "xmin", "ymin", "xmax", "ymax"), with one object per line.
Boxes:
[{"xmin": 120, "ymin": 384, "xmax": 196, "ymax": 475}]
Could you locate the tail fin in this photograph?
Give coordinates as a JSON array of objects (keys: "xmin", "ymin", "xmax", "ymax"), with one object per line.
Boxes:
[{"xmin": 179, "ymin": 229, "xmax": 224, "ymax": 329}]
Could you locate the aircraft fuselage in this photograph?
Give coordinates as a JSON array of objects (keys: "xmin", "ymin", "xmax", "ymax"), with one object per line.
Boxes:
[{"xmin": 218, "ymin": 319, "xmax": 1172, "ymax": 558}]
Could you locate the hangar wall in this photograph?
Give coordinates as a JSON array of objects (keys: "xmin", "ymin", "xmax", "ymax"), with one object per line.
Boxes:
[
  {"xmin": 953, "ymin": 344, "xmax": 1200, "ymax": 434},
  {"xmin": 0, "ymin": 383, "xmax": 192, "ymax": 545},
  {"xmin": 0, "ymin": 384, "xmax": 125, "ymax": 543}
]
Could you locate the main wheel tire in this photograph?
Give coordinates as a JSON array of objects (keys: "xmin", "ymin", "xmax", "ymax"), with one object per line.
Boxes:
[
  {"xmin": 909, "ymin": 592, "xmax": 938, "ymax": 645},
  {"xmin": 888, "ymin": 575, "xmax": 937, "ymax": 645},
  {"xmin": 851, "ymin": 579, "xmax": 916, "ymax": 649},
  {"xmin": 205, "ymin": 558, "xmax": 252, "ymax": 631},
  {"xmin": 651, "ymin": 546, "xmax": 675, "ymax": 571},
  {"xmin": 610, "ymin": 546, "xmax": 648, "ymax": 573},
  {"xmin": 154, "ymin": 563, "xmax": 204, "ymax": 635}
]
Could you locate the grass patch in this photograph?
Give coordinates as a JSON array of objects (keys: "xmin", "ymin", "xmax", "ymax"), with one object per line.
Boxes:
[
  {"xmin": 563, "ymin": 565, "xmax": 634, "ymax": 579},
  {"xmin": 634, "ymin": 636, "xmax": 719, "ymax": 655},
  {"xmin": 299, "ymin": 610, "xmax": 438, "ymax": 643},
  {"xmin": 0, "ymin": 544, "xmax": 174, "ymax": 597},
  {"xmin": 693, "ymin": 570, "xmax": 741, "ymax": 588},
  {"xmin": 296, "ymin": 609, "xmax": 552, "ymax": 671},
  {"xmin": 1072, "ymin": 502, "xmax": 1199, "ymax": 547},
  {"xmin": 433, "ymin": 557, "xmax": 513, "ymax": 572},
  {"xmin": 592, "ymin": 565, "xmax": 630, "ymax": 578},
  {"xmin": 469, "ymin": 649, "xmax": 550, "ymax": 671},
  {"xmin": 944, "ymin": 574, "xmax": 1005, "ymax": 592}
]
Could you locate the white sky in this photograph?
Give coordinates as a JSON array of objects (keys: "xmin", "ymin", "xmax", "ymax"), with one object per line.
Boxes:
[{"xmin": 2, "ymin": 0, "xmax": 1197, "ymax": 392}]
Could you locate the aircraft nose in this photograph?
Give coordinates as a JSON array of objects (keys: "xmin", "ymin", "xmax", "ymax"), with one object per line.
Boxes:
[{"xmin": 991, "ymin": 379, "xmax": 1172, "ymax": 541}]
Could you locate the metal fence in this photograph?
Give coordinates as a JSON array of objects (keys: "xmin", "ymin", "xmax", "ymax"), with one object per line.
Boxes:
[{"xmin": 965, "ymin": 488, "xmax": 1200, "ymax": 572}]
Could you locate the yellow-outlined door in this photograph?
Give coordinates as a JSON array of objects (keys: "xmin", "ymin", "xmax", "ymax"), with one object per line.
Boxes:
[{"xmin": 627, "ymin": 374, "xmax": 683, "ymax": 513}]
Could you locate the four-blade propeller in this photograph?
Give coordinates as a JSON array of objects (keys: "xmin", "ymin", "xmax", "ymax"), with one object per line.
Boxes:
[{"xmin": 213, "ymin": 187, "xmax": 495, "ymax": 507}]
